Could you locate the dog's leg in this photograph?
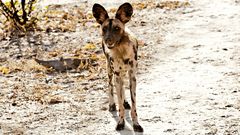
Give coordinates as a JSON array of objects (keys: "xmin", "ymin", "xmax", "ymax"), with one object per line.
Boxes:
[
  {"xmin": 123, "ymin": 93, "xmax": 131, "ymax": 109},
  {"xmin": 129, "ymin": 68, "xmax": 143, "ymax": 132},
  {"xmin": 121, "ymin": 73, "xmax": 131, "ymax": 110},
  {"xmin": 107, "ymin": 61, "xmax": 116, "ymax": 111},
  {"xmin": 115, "ymin": 72, "xmax": 125, "ymax": 130}
]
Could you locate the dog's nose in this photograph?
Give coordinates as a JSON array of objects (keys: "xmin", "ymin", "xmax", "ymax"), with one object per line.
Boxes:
[{"xmin": 106, "ymin": 38, "xmax": 113, "ymax": 45}]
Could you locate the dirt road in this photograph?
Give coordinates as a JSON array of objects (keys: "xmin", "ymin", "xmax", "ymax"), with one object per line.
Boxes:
[
  {"xmin": 1, "ymin": 0, "xmax": 240, "ymax": 135},
  {"xmin": 82, "ymin": 0, "xmax": 240, "ymax": 134},
  {"xmin": 136, "ymin": 0, "xmax": 240, "ymax": 134}
]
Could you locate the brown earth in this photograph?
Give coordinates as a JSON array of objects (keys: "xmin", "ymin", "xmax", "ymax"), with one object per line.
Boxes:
[{"xmin": 0, "ymin": 0, "xmax": 240, "ymax": 135}]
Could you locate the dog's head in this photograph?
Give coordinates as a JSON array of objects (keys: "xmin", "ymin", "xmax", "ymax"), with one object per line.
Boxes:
[{"xmin": 92, "ymin": 3, "xmax": 133, "ymax": 49}]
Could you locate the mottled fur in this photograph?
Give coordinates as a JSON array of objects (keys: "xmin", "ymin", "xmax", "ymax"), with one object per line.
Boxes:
[{"xmin": 92, "ymin": 3, "xmax": 143, "ymax": 132}]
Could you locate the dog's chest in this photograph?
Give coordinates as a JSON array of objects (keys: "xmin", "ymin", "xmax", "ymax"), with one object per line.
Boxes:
[
  {"xmin": 105, "ymin": 45, "xmax": 136, "ymax": 72},
  {"xmin": 111, "ymin": 57, "xmax": 129, "ymax": 71}
]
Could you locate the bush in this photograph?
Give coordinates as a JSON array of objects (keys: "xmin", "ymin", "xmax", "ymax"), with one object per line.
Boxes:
[{"xmin": 0, "ymin": 0, "xmax": 38, "ymax": 36}]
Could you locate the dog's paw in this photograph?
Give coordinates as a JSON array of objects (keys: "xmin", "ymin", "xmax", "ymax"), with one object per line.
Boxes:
[
  {"xmin": 109, "ymin": 103, "xmax": 116, "ymax": 112},
  {"xmin": 123, "ymin": 101, "xmax": 131, "ymax": 109},
  {"xmin": 116, "ymin": 120, "xmax": 125, "ymax": 131},
  {"xmin": 133, "ymin": 124, "xmax": 144, "ymax": 132}
]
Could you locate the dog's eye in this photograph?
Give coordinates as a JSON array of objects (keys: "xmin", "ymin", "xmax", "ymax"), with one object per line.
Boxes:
[{"xmin": 114, "ymin": 26, "xmax": 120, "ymax": 31}]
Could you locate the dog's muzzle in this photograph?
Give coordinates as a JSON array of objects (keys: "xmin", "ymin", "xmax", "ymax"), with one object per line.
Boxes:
[{"xmin": 106, "ymin": 44, "xmax": 115, "ymax": 49}]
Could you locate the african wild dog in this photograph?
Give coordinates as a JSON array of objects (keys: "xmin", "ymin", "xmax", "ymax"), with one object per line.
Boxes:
[{"xmin": 92, "ymin": 3, "xmax": 143, "ymax": 132}]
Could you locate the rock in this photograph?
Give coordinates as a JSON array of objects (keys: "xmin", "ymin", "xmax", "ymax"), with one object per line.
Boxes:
[{"xmin": 35, "ymin": 57, "xmax": 92, "ymax": 72}]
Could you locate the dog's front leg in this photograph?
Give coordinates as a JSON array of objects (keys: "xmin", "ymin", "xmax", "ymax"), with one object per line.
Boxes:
[
  {"xmin": 114, "ymin": 72, "xmax": 125, "ymax": 130},
  {"xmin": 129, "ymin": 69, "xmax": 144, "ymax": 132},
  {"xmin": 107, "ymin": 59, "xmax": 116, "ymax": 111}
]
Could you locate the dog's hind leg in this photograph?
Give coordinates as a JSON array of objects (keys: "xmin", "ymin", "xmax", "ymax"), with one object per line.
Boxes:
[
  {"xmin": 129, "ymin": 69, "xmax": 143, "ymax": 132},
  {"xmin": 120, "ymin": 72, "xmax": 131, "ymax": 110},
  {"xmin": 123, "ymin": 93, "xmax": 131, "ymax": 109}
]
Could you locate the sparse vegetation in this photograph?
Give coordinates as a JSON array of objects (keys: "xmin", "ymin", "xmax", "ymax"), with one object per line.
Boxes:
[
  {"xmin": 0, "ymin": 0, "xmax": 239, "ymax": 134},
  {"xmin": 0, "ymin": 0, "xmax": 37, "ymax": 36}
]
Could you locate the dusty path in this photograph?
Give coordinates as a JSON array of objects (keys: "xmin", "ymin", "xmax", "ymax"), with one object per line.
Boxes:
[
  {"xmin": 1, "ymin": 0, "xmax": 240, "ymax": 135},
  {"xmin": 137, "ymin": 0, "xmax": 240, "ymax": 134},
  {"xmin": 84, "ymin": 0, "xmax": 240, "ymax": 134}
]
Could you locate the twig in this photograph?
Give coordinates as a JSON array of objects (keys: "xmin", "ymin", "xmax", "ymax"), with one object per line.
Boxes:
[
  {"xmin": 0, "ymin": 0, "xmax": 20, "ymax": 29},
  {"xmin": 0, "ymin": 8, "xmax": 9, "ymax": 20},
  {"xmin": 28, "ymin": 0, "xmax": 35, "ymax": 16},
  {"xmin": 0, "ymin": 0, "xmax": 14, "ymax": 18}
]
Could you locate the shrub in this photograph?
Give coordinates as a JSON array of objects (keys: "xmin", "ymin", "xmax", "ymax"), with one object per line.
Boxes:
[{"xmin": 0, "ymin": 0, "xmax": 38, "ymax": 36}]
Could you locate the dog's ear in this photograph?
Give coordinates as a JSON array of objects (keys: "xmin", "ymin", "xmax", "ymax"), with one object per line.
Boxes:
[
  {"xmin": 115, "ymin": 3, "xmax": 133, "ymax": 24},
  {"xmin": 92, "ymin": 4, "xmax": 109, "ymax": 24}
]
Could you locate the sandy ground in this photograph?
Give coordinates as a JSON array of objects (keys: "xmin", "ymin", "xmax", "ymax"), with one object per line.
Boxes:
[
  {"xmin": 0, "ymin": 0, "xmax": 240, "ymax": 135},
  {"xmin": 136, "ymin": 0, "xmax": 240, "ymax": 134}
]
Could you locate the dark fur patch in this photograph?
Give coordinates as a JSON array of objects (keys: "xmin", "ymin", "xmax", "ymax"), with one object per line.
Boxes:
[
  {"xmin": 110, "ymin": 65, "xmax": 114, "ymax": 70},
  {"xmin": 120, "ymin": 88, "xmax": 122, "ymax": 99},
  {"xmin": 130, "ymin": 91, "xmax": 135, "ymax": 104},
  {"xmin": 109, "ymin": 57, "xmax": 114, "ymax": 62},
  {"xmin": 133, "ymin": 124, "xmax": 143, "ymax": 132},
  {"xmin": 123, "ymin": 101, "xmax": 131, "ymax": 109},
  {"xmin": 109, "ymin": 103, "xmax": 116, "ymax": 111},
  {"xmin": 114, "ymin": 71, "xmax": 120, "ymax": 76},
  {"xmin": 108, "ymin": 78, "xmax": 112, "ymax": 85},
  {"xmin": 130, "ymin": 81, "xmax": 132, "ymax": 89},
  {"xmin": 129, "ymin": 70, "xmax": 133, "ymax": 74},
  {"xmin": 129, "ymin": 60, "xmax": 134, "ymax": 67},
  {"xmin": 132, "ymin": 77, "xmax": 136, "ymax": 82},
  {"xmin": 123, "ymin": 58, "xmax": 129, "ymax": 64},
  {"xmin": 110, "ymin": 87, "xmax": 114, "ymax": 96},
  {"xmin": 102, "ymin": 42, "xmax": 106, "ymax": 55},
  {"xmin": 133, "ymin": 45, "xmax": 137, "ymax": 60},
  {"xmin": 109, "ymin": 19, "xmax": 113, "ymax": 28},
  {"xmin": 133, "ymin": 109, "xmax": 137, "ymax": 116},
  {"xmin": 116, "ymin": 120, "xmax": 125, "ymax": 131}
]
